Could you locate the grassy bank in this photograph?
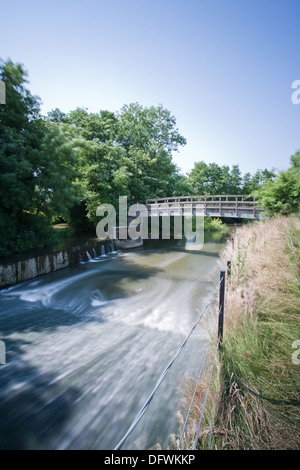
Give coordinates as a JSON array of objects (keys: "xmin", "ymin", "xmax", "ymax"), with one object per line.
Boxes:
[
  {"xmin": 213, "ymin": 216, "xmax": 300, "ymax": 449},
  {"xmin": 177, "ymin": 216, "xmax": 300, "ymax": 450}
]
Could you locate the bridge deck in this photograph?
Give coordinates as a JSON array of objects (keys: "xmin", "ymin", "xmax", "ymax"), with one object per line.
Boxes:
[{"xmin": 144, "ymin": 195, "xmax": 263, "ymax": 219}]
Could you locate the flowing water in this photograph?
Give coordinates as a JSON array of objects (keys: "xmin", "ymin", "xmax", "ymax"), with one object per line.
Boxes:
[{"xmin": 0, "ymin": 233, "xmax": 227, "ymax": 450}]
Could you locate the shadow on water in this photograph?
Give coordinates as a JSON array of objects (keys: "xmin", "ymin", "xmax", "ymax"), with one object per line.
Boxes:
[{"xmin": 0, "ymin": 337, "xmax": 81, "ymax": 450}]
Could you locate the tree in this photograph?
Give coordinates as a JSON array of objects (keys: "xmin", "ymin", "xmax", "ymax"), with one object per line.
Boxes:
[
  {"xmin": 116, "ymin": 103, "xmax": 187, "ymax": 202},
  {"xmin": 53, "ymin": 108, "xmax": 126, "ymax": 224},
  {"xmin": 241, "ymin": 168, "xmax": 276, "ymax": 193},
  {"xmin": 255, "ymin": 152, "xmax": 300, "ymax": 215},
  {"xmin": 62, "ymin": 102, "xmax": 188, "ymax": 225},
  {"xmin": 188, "ymin": 161, "xmax": 208, "ymax": 194},
  {"xmin": 188, "ymin": 161, "xmax": 242, "ymax": 194},
  {"xmin": 188, "ymin": 160, "xmax": 276, "ymax": 197},
  {"xmin": 242, "ymin": 172, "xmax": 254, "ymax": 194},
  {"xmin": 228, "ymin": 164, "xmax": 242, "ymax": 194},
  {"xmin": 0, "ymin": 59, "xmax": 81, "ymax": 254},
  {"xmin": 0, "ymin": 59, "xmax": 42, "ymax": 251},
  {"xmin": 30, "ymin": 122, "xmax": 81, "ymax": 221},
  {"xmin": 66, "ymin": 108, "xmax": 118, "ymax": 143},
  {"xmin": 47, "ymin": 108, "xmax": 68, "ymax": 123}
]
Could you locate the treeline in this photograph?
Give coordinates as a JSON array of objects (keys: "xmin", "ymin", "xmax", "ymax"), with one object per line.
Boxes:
[
  {"xmin": 188, "ymin": 162, "xmax": 275, "ymax": 195},
  {"xmin": 0, "ymin": 60, "xmax": 188, "ymax": 255},
  {"xmin": 0, "ymin": 59, "xmax": 298, "ymax": 256}
]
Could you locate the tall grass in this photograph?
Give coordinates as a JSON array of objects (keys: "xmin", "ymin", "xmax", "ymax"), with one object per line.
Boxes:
[
  {"xmin": 213, "ymin": 216, "xmax": 300, "ymax": 449},
  {"xmin": 177, "ymin": 216, "xmax": 300, "ymax": 450}
]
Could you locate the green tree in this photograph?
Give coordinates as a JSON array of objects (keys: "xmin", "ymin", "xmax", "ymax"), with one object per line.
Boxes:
[
  {"xmin": 66, "ymin": 108, "xmax": 118, "ymax": 143},
  {"xmin": 63, "ymin": 102, "xmax": 188, "ymax": 226},
  {"xmin": 241, "ymin": 172, "xmax": 254, "ymax": 193},
  {"xmin": 55, "ymin": 108, "xmax": 126, "ymax": 224},
  {"xmin": 255, "ymin": 152, "xmax": 300, "ymax": 215},
  {"xmin": 47, "ymin": 107, "xmax": 68, "ymax": 123},
  {"xmin": 0, "ymin": 59, "xmax": 81, "ymax": 254},
  {"xmin": 189, "ymin": 160, "xmax": 276, "ymax": 197},
  {"xmin": 228, "ymin": 164, "xmax": 242, "ymax": 194},
  {"xmin": 30, "ymin": 122, "xmax": 82, "ymax": 221},
  {"xmin": 188, "ymin": 161, "xmax": 242, "ymax": 194},
  {"xmin": 242, "ymin": 168, "xmax": 276, "ymax": 193},
  {"xmin": 0, "ymin": 59, "xmax": 42, "ymax": 252},
  {"xmin": 188, "ymin": 161, "xmax": 208, "ymax": 194},
  {"xmin": 116, "ymin": 103, "xmax": 187, "ymax": 201}
]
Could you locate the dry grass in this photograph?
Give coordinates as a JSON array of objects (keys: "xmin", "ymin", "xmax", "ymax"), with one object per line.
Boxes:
[
  {"xmin": 216, "ymin": 216, "xmax": 300, "ymax": 449},
  {"xmin": 173, "ymin": 346, "xmax": 222, "ymax": 450},
  {"xmin": 178, "ymin": 216, "xmax": 300, "ymax": 450}
]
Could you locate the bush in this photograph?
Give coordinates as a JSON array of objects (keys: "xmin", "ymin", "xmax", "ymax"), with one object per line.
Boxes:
[
  {"xmin": 255, "ymin": 152, "xmax": 300, "ymax": 216},
  {"xmin": 204, "ymin": 217, "xmax": 228, "ymax": 232},
  {"xmin": 0, "ymin": 213, "xmax": 73, "ymax": 257}
]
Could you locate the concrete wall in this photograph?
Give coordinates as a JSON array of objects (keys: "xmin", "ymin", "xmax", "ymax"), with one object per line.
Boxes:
[
  {"xmin": 114, "ymin": 237, "xmax": 143, "ymax": 250},
  {"xmin": 0, "ymin": 241, "xmax": 106, "ymax": 289},
  {"xmin": 0, "ymin": 228, "xmax": 145, "ymax": 289}
]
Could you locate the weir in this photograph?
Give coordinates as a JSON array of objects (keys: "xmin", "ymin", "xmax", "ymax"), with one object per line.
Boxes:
[
  {"xmin": 0, "ymin": 233, "xmax": 226, "ymax": 450},
  {"xmin": 0, "ymin": 239, "xmax": 115, "ymax": 289}
]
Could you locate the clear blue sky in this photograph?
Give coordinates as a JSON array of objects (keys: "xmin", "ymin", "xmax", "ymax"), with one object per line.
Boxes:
[{"xmin": 0, "ymin": 0, "xmax": 299, "ymax": 176}]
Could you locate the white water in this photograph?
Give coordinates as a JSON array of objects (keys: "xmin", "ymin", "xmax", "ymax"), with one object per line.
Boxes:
[{"xmin": 0, "ymin": 235, "xmax": 226, "ymax": 450}]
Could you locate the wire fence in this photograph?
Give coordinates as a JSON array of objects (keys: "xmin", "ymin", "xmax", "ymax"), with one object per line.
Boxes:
[
  {"xmin": 177, "ymin": 311, "xmax": 222, "ymax": 451},
  {"xmin": 192, "ymin": 335, "xmax": 221, "ymax": 450}
]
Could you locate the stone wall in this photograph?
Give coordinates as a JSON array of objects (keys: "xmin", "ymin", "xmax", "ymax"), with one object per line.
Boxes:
[{"xmin": 0, "ymin": 241, "xmax": 106, "ymax": 289}]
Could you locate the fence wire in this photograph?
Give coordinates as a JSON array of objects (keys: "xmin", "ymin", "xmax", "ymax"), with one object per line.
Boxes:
[
  {"xmin": 193, "ymin": 335, "xmax": 220, "ymax": 450},
  {"xmin": 177, "ymin": 347, "xmax": 210, "ymax": 450},
  {"xmin": 114, "ymin": 282, "xmax": 221, "ymax": 450}
]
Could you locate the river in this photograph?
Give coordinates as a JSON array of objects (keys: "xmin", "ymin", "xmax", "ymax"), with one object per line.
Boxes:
[{"xmin": 0, "ymin": 233, "xmax": 227, "ymax": 450}]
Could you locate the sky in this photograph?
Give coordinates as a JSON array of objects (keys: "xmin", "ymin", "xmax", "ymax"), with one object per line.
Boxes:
[{"xmin": 0, "ymin": 0, "xmax": 299, "ymax": 176}]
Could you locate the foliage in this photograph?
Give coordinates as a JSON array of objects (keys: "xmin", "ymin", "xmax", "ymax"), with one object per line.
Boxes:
[
  {"xmin": 188, "ymin": 160, "xmax": 275, "ymax": 195},
  {"xmin": 254, "ymin": 152, "xmax": 300, "ymax": 215},
  {"xmin": 0, "ymin": 59, "xmax": 189, "ymax": 253},
  {"xmin": 53, "ymin": 102, "xmax": 188, "ymax": 225},
  {"xmin": 204, "ymin": 217, "xmax": 228, "ymax": 232},
  {"xmin": 0, "ymin": 59, "xmax": 81, "ymax": 255},
  {"xmin": 0, "ymin": 217, "xmax": 72, "ymax": 257},
  {"xmin": 0, "ymin": 58, "xmax": 296, "ymax": 256}
]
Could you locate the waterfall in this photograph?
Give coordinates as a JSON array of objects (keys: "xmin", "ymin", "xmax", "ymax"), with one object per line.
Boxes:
[
  {"xmin": 86, "ymin": 251, "xmax": 92, "ymax": 261},
  {"xmin": 101, "ymin": 245, "xmax": 105, "ymax": 256},
  {"xmin": 106, "ymin": 240, "xmax": 114, "ymax": 253},
  {"xmin": 93, "ymin": 248, "xmax": 97, "ymax": 258}
]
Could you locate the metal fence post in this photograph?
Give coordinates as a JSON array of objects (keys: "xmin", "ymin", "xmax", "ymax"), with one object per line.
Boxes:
[
  {"xmin": 227, "ymin": 260, "xmax": 231, "ymax": 279},
  {"xmin": 218, "ymin": 270, "xmax": 225, "ymax": 349}
]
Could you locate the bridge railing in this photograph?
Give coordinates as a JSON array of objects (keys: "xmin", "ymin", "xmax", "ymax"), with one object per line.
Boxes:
[{"xmin": 144, "ymin": 195, "xmax": 263, "ymax": 218}]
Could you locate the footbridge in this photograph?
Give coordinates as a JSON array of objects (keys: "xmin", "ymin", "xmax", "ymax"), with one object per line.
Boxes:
[{"xmin": 144, "ymin": 195, "xmax": 263, "ymax": 219}]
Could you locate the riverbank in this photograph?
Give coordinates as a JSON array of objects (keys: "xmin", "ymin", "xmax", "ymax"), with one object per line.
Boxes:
[
  {"xmin": 0, "ymin": 238, "xmax": 112, "ymax": 289},
  {"xmin": 195, "ymin": 215, "xmax": 300, "ymax": 449}
]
